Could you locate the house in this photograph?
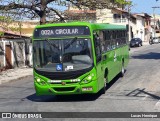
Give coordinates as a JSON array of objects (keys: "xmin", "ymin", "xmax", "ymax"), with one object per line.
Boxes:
[
  {"xmin": 65, "ymin": 6, "xmax": 96, "ymax": 22},
  {"xmin": 0, "ymin": 19, "xmax": 39, "ymax": 71},
  {"xmin": 66, "ymin": 5, "xmax": 154, "ymax": 43},
  {"xmin": 97, "ymin": 9, "xmax": 153, "ymax": 42},
  {"xmin": 133, "ymin": 13, "xmax": 152, "ymax": 42},
  {"xmin": 151, "ymin": 19, "xmax": 160, "ymax": 37},
  {"xmin": 150, "ymin": 14, "xmax": 160, "ymax": 38},
  {"xmin": 96, "ymin": 8, "xmax": 131, "ymax": 24},
  {"xmin": 66, "ymin": 7, "xmax": 134, "ymax": 38},
  {"xmin": 96, "ymin": 8, "xmax": 136, "ymax": 40},
  {"xmin": 0, "ymin": 27, "xmax": 32, "ymax": 70}
]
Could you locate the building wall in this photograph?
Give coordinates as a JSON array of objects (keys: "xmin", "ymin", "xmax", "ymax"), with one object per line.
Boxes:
[
  {"xmin": 0, "ymin": 38, "xmax": 32, "ymax": 69},
  {"xmin": 12, "ymin": 41, "xmax": 25, "ymax": 67},
  {"xmin": 135, "ymin": 17, "xmax": 145, "ymax": 41},
  {"xmin": 29, "ymin": 44, "xmax": 33, "ymax": 66},
  {"xmin": 96, "ymin": 8, "xmax": 130, "ymax": 25},
  {"xmin": 0, "ymin": 42, "xmax": 4, "ymax": 68},
  {"xmin": 21, "ymin": 28, "xmax": 35, "ymax": 37},
  {"xmin": 151, "ymin": 19, "xmax": 160, "ymax": 37},
  {"xmin": 96, "ymin": 9, "xmax": 113, "ymax": 23},
  {"xmin": 96, "ymin": 8, "xmax": 137, "ymax": 41},
  {"xmin": 20, "ymin": 21, "xmax": 38, "ymax": 37}
]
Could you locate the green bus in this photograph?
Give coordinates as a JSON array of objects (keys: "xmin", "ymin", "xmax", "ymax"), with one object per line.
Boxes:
[{"xmin": 33, "ymin": 22, "xmax": 129, "ymax": 95}]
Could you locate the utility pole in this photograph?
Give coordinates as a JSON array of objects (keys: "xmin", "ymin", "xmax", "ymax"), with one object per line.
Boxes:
[{"xmin": 152, "ymin": 6, "xmax": 160, "ymax": 37}]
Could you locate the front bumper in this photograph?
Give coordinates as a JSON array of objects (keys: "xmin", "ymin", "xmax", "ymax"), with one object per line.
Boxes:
[{"xmin": 34, "ymin": 80, "xmax": 98, "ymax": 96}]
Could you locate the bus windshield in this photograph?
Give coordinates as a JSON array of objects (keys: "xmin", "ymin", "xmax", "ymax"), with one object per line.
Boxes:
[{"xmin": 33, "ymin": 38, "xmax": 93, "ymax": 72}]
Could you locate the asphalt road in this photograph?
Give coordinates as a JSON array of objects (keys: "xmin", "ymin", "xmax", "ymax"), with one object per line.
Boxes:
[{"xmin": 0, "ymin": 44, "xmax": 160, "ymax": 121}]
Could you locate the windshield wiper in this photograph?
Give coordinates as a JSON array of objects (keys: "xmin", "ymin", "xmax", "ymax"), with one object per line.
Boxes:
[
  {"xmin": 64, "ymin": 37, "xmax": 78, "ymax": 50},
  {"xmin": 45, "ymin": 38, "xmax": 59, "ymax": 50}
]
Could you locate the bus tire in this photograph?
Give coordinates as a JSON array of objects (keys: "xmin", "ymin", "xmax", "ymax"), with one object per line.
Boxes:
[
  {"xmin": 101, "ymin": 78, "xmax": 107, "ymax": 94},
  {"xmin": 120, "ymin": 61, "xmax": 125, "ymax": 77}
]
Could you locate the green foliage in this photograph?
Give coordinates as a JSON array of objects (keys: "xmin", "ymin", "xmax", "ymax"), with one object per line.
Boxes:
[
  {"xmin": 0, "ymin": 31, "xmax": 4, "ymax": 37},
  {"xmin": 10, "ymin": 26, "xmax": 20, "ymax": 32},
  {"xmin": 0, "ymin": 15, "xmax": 20, "ymax": 34},
  {"xmin": 0, "ymin": 16, "xmax": 12, "ymax": 22},
  {"xmin": 115, "ymin": 0, "xmax": 132, "ymax": 5}
]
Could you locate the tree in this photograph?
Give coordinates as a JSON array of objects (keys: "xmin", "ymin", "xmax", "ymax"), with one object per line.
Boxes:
[
  {"xmin": 0, "ymin": 11, "xmax": 22, "ymax": 37},
  {"xmin": 70, "ymin": 0, "xmax": 131, "ymax": 9},
  {"xmin": 0, "ymin": 0, "xmax": 130, "ymax": 24}
]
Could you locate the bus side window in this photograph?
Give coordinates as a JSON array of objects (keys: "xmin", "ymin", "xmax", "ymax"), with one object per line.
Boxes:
[
  {"xmin": 99, "ymin": 30, "xmax": 105, "ymax": 53},
  {"xmin": 93, "ymin": 32, "xmax": 102, "ymax": 63},
  {"xmin": 124, "ymin": 30, "xmax": 127, "ymax": 44},
  {"xmin": 121, "ymin": 31, "xmax": 125, "ymax": 45},
  {"xmin": 114, "ymin": 31, "xmax": 119, "ymax": 48},
  {"xmin": 104, "ymin": 30, "xmax": 112, "ymax": 51},
  {"xmin": 111, "ymin": 31, "xmax": 116, "ymax": 49}
]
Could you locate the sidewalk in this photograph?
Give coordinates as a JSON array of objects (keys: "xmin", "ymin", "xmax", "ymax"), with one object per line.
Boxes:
[
  {"xmin": 143, "ymin": 41, "xmax": 150, "ymax": 45},
  {"xmin": 0, "ymin": 67, "xmax": 33, "ymax": 84}
]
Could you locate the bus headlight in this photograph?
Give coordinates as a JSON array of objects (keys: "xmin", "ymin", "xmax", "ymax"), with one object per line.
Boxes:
[
  {"xmin": 35, "ymin": 77, "xmax": 46, "ymax": 86},
  {"xmin": 81, "ymin": 73, "xmax": 95, "ymax": 84},
  {"xmin": 37, "ymin": 78, "xmax": 41, "ymax": 83},
  {"xmin": 87, "ymin": 75, "xmax": 92, "ymax": 80}
]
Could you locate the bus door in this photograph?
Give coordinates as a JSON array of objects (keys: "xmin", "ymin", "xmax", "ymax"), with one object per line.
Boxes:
[{"xmin": 93, "ymin": 32, "xmax": 104, "ymax": 90}]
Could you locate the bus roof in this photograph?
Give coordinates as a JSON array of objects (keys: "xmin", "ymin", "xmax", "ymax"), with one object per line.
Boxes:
[{"xmin": 35, "ymin": 22, "xmax": 126, "ymax": 30}]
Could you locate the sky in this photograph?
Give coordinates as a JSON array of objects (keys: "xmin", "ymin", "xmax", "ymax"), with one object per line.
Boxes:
[{"xmin": 131, "ymin": 0, "xmax": 160, "ymax": 15}]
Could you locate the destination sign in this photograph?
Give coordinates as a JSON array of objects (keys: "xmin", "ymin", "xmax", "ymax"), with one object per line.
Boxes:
[{"xmin": 33, "ymin": 26, "xmax": 90, "ymax": 38}]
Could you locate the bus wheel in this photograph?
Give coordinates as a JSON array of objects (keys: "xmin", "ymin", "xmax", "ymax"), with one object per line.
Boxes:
[
  {"xmin": 101, "ymin": 78, "xmax": 106, "ymax": 94},
  {"xmin": 120, "ymin": 62, "xmax": 125, "ymax": 77}
]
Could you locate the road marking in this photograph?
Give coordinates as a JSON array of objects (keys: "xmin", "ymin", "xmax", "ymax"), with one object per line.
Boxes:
[
  {"xmin": 155, "ymin": 100, "xmax": 160, "ymax": 107},
  {"xmin": 142, "ymin": 95, "xmax": 149, "ymax": 100},
  {"xmin": 154, "ymin": 100, "xmax": 160, "ymax": 111}
]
